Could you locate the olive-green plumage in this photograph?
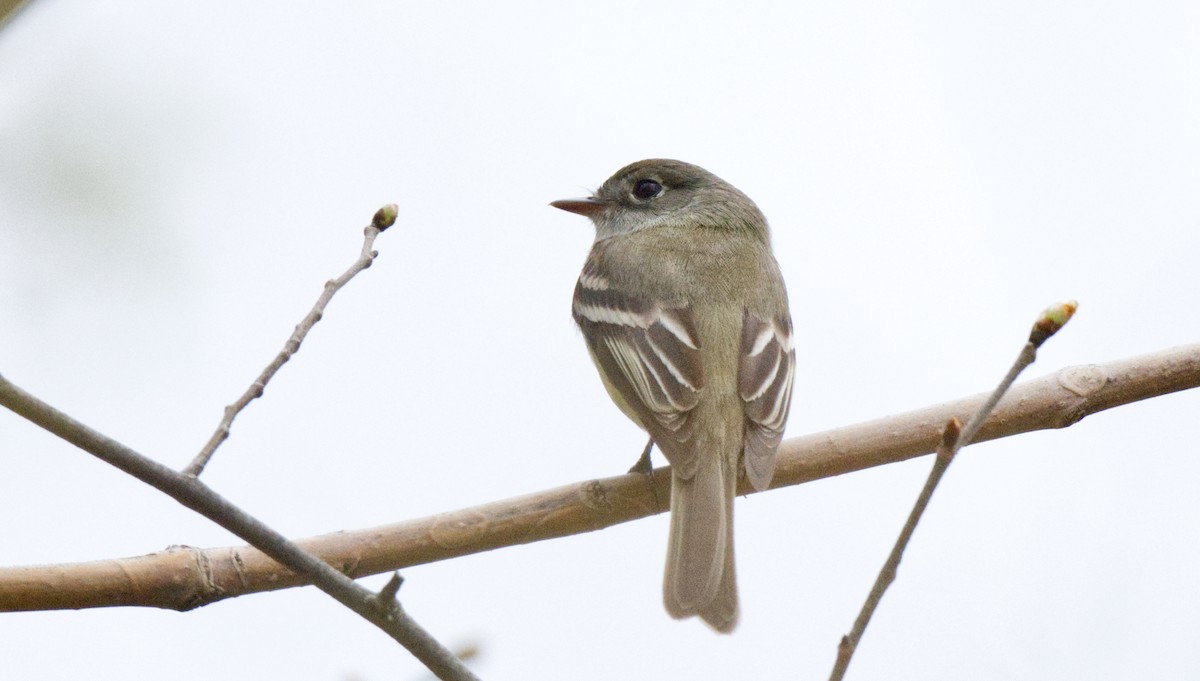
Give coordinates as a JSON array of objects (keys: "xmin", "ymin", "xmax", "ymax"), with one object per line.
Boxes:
[{"xmin": 554, "ymin": 159, "xmax": 795, "ymax": 632}]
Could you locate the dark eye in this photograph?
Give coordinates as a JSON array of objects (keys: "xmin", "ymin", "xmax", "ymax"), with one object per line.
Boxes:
[{"xmin": 632, "ymin": 178, "xmax": 662, "ymax": 200}]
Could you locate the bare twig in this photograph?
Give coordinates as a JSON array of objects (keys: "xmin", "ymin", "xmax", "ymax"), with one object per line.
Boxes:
[
  {"xmin": 4, "ymin": 338, "xmax": 1196, "ymax": 614},
  {"xmin": 0, "ymin": 205, "xmax": 475, "ymax": 680},
  {"xmin": 185, "ymin": 204, "xmax": 399, "ymax": 477},
  {"xmin": 0, "ymin": 373, "xmax": 477, "ymax": 681},
  {"xmin": 828, "ymin": 301, "xmax": 1078, "ymax": 681},
  {"xmin": 830, "ymin": 419, "xmax": 961, "ymax": 679}
]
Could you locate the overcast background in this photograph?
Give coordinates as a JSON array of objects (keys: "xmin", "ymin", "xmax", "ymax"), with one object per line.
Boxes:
[{"xmin": 2, "ymin": 1, "xmax": 1199, "ymax": 679}]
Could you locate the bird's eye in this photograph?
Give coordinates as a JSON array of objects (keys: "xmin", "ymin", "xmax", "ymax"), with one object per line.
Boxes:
[{"xmin": 632, "ymin": 178, "xmax": 663, "ymax": 200}]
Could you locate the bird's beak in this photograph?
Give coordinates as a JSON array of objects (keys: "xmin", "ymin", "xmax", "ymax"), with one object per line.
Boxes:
[{"xmin": 550, "ymin": 197, "xmax": 604, "ymax": 217}]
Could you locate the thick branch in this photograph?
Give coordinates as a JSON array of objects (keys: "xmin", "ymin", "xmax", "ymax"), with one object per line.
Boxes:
[
  {"xmin": 0, "ymin": 375, "xmax": 474, "ymax": 679},
  {"xmin": 1, "ymin": 343, "xmax": 1197, "ymax": 612}
]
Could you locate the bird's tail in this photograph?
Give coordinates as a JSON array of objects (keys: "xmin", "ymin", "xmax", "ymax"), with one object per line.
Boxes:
[{"xmin": 662, "ymin": 443, "xmax": 739, "ymax": 633}]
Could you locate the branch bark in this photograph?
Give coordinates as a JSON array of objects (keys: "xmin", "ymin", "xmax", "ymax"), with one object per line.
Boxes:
[
  {"xmin": 1, "ymin": 342, "xmax": 1197, "ymax": 613},
  {"xmin": 0, "ymin": 374, "xmax": 477, "ymax": 680}
]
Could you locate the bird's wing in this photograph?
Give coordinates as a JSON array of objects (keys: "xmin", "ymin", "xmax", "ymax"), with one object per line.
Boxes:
[
  {"xmin": 738, "ymin": 314, "xmax": 795, "ymax": 491},
  {"xmin": 572, "ymin": 267, "xmax": 706, "ymax": 478}
]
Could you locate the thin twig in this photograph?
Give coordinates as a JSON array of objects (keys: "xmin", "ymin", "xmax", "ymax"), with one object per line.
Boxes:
[
  {"xmin": 0, "ymin": 204, "xmax": 474, "ymax": 680},
  {"xmin": 0, "ymin": 373, "xmax": 477, "ymax": 681},
  {"xmin": 830, "ymin": 418, "xmax": 961, "ymax": 679},
  {"xmin": 4, "ymin": 337, "xmax": 1196, "ymax": 614},
  {"xmin": 829, "ymin": 300, "xmax": 1077, "ymax": 681},
  {"xmin": 185, "ymin": 204, "xmax": 399, "ymax": 477}
]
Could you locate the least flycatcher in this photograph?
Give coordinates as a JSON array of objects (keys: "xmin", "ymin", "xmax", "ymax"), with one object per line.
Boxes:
[{"xmin": 552, "ymin": 159, "xmax": 795, "ymax": 632}]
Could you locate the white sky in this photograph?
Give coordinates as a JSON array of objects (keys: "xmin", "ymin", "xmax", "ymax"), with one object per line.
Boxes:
[{"xmin": 1, "ymin": 1, "xmax": 1199, "ymax": 679}]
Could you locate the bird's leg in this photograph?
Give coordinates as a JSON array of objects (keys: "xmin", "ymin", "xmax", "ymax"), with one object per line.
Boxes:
[
  {"xmin": 628, "ymin": 437, "xmax": 655, "ymax": 474},
  {"xmin": 629, "ymin": 437, "xmax": 663, "ymax": 509}
]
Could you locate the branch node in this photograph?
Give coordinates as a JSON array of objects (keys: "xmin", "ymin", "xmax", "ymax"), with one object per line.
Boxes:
[
  {"xmin": 378, "ymin": 572, "xmax": 404, "ymax": 604},
  {"xmin": 937, "ymin": 417, "xmax": 962, "ymax": 462}
]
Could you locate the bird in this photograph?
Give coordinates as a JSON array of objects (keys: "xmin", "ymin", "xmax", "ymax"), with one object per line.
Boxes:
[{"xmin": 551, "ymin": 159, "xmax": 795, "ymax": 632}]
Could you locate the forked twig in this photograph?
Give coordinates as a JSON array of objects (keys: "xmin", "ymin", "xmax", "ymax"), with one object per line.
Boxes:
[
  {"xmin": 829, "ymin": 300, "xmax": 1078, "ymax": 681},
  {"xmin": 0, "ymin": 205, "xmax": 477, "ymax": 680}
]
